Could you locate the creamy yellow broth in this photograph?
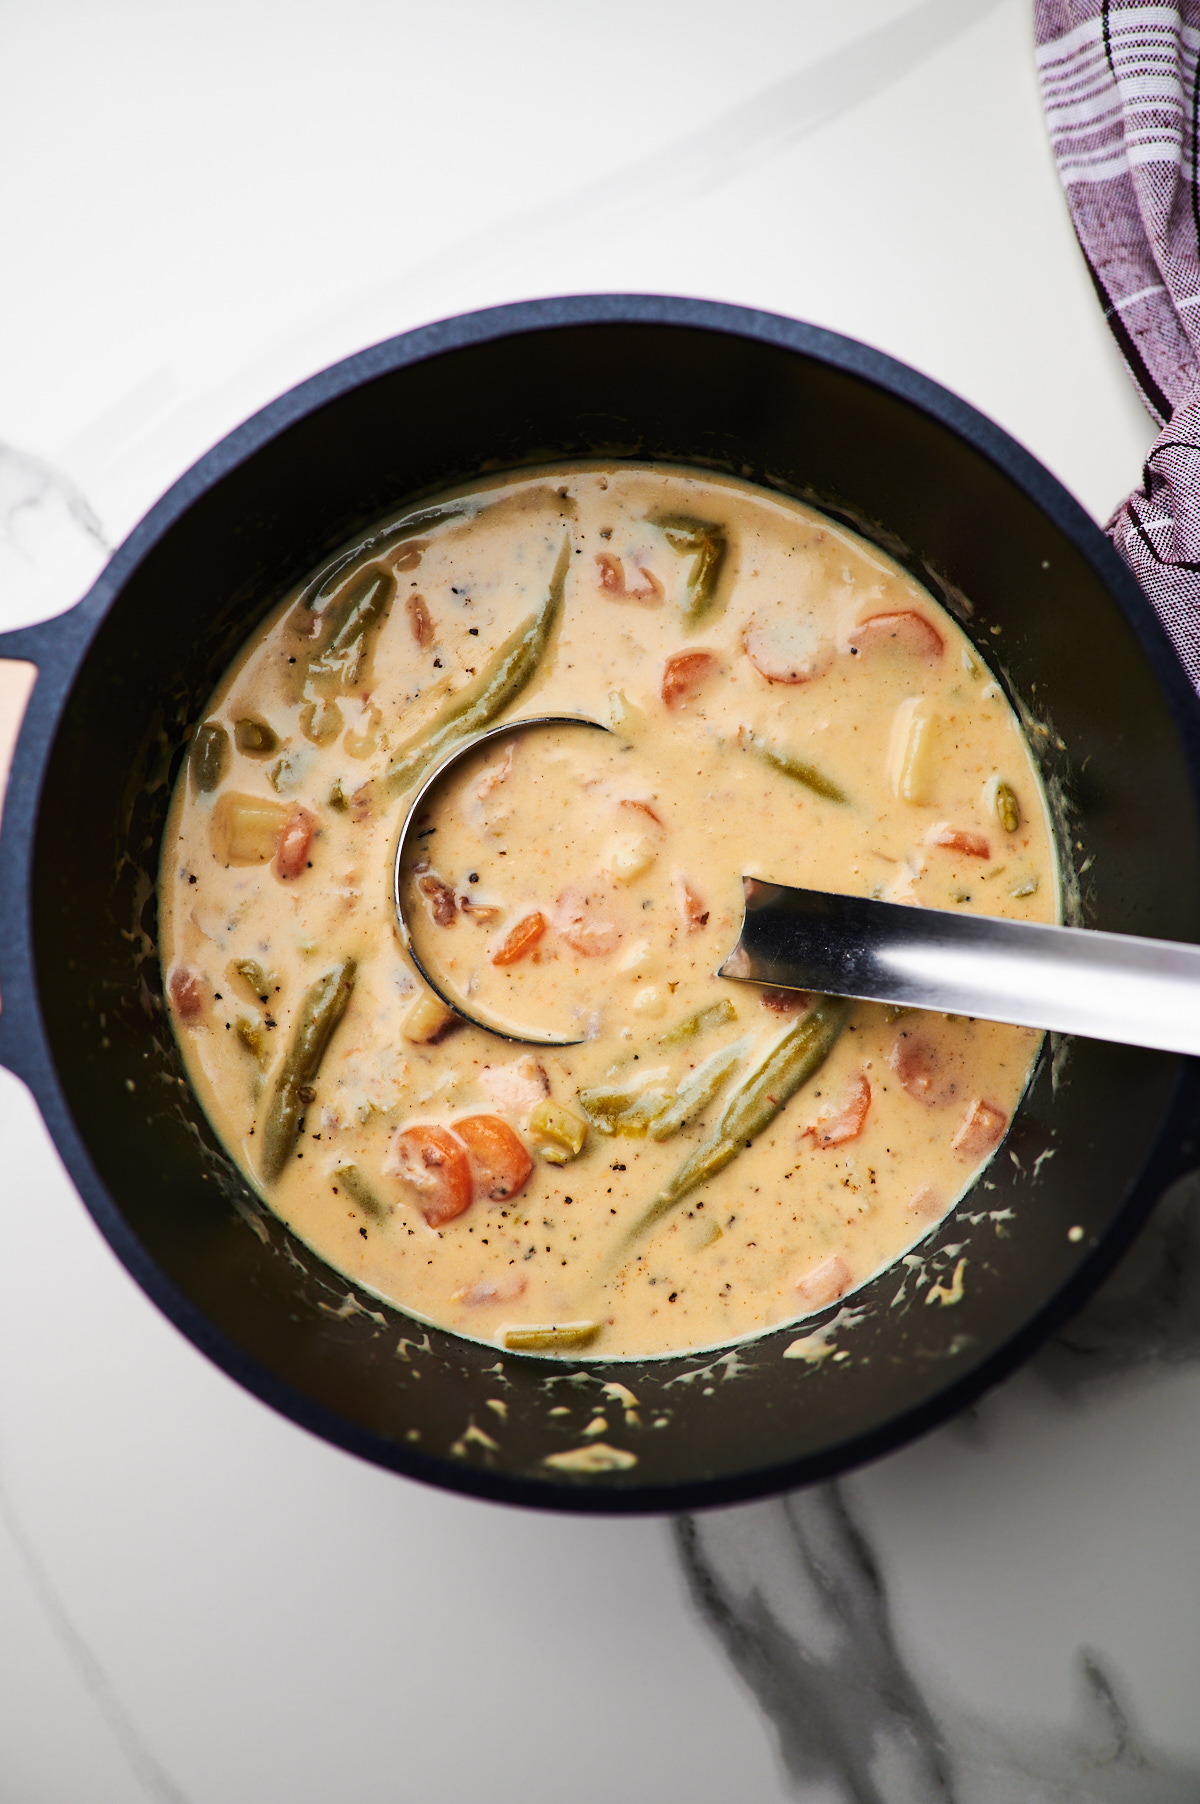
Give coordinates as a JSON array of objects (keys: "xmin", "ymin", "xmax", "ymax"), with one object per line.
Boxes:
[{"xmin": 159, "ymin": 466, "xmax": 1057, "ymax": 1358}]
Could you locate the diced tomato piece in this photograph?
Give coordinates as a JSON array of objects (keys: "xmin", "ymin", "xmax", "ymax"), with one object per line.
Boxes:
[
  {"xmin": 415, "ymin": 865, "xmax": 458, "ymax": 925},
  {"xmin": 951, "ymin": 1098, "xmax": 1008, "ymax": 1161},
  {"xmin": 491, "ymin": 911, "xmax": 547, "ymax": 966},
  {"xmin": 274, "ymin": 804, "xmax": 316, "ymax": 880},
  {"xmin": 555, "ymin": 888, "xmax": 621, "ymax": 956},
  {"xmin": 596, "ymin": 552, "xmax": 624, "ymax": 592},
  {"xmin": 795, "ymin": 1254, "xmax": 852, "ymax": 1310},
  {"xmin": 453, "ymin": 1114, "xmax": 533, "ymax": 1201},
  {"xmin": 926, "ymin": 822, "xmax": 990, "ymax": 859},
  {"xmin": 676, "ymin": 876, "xmax": 709, "ymax": 931},
  {"xmin": 804, "ymin": 1072, "xmax": 871, "ymax": 1148},
  {"xmin": 661, "ymin": 650, "xmax": 718, "ymax": 708},
  {"xmin": 387, "ymin": 1124, "xmax": 473, "ymax": 1226},
  {"xmin": 406, "ymin": 592, "xmax": 433, "ymax": 646},
  {"xmin": 168, "ymin": 965, "xmax": 206, "ymax": 1023},
  {"xmin": 846, "ymin": 611, "xmax": 944, "ymax": 661},
  {"xmin": 887, "ymin": 1030, "xmax": 955, "ymax": 1106}
]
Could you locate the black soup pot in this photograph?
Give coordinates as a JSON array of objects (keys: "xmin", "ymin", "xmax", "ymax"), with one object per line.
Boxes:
[{"xmin": 3, "ymin": 295, "xmax": 1200, "ymax": 1513}]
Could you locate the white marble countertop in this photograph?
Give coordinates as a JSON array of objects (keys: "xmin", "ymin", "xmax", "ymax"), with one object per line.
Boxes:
[{"xmin": 3, "ymin": 3, "xmax": 1198, "ymax": 1799}]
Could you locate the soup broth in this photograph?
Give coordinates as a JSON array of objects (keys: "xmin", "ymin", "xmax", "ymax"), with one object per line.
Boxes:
[{"xmin": 159, "ymin": 465, "xmax": 1056, "ymax": 1358}]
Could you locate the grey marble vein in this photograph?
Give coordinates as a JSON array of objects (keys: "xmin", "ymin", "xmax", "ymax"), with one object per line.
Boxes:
[
  {"xmin": 676, "ymin": 1170, "xmax": 1200, "ymax": 1802},
  {"xmin": 0, "ymin": 1454, "xmax": 193, "ymax": 1804},
  {"xmin": 0, "ymin": 439, "xmax": 109, "ymax": 631}
]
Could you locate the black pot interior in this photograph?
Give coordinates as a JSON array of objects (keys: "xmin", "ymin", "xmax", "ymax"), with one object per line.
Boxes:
[{"xmin": 28, "ymin": 308, "xmax": 1200, "ymax": 1509}]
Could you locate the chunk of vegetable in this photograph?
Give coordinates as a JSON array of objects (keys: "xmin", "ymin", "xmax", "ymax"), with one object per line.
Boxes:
[
  {"xmin": 402, "ymin": 992, "xmax": 458, "ymax": 1043},
  {"xmin": 738, "ymin": 729, "xmax": 847, "ymax": 803},
  {"xmin": 383, "ymin": 536, "xmax": 570, "ymax": 796},
  {"xmin": 887, "ymin": 699, "xmax": 937, "ymax": 804},
  {"xmin": 627, "ymin": 996, "xmax": 851, "ymax": 1241},
  {"xmin": 190, "ymin": 722, "xmax": 228, "ymax": 794},
  {"xmin": 502, "ymin": 1322, "xmax": 600, "ymax": 1352},
  {"xmin": 795, "ymin": 1254, "xmax": 852, "ymax": 1309},
  {"xmin": 652, "ymin": 514, "xmax": 726, "ymax": 623},
  {"xmin": 529, "ymin": 1099, "xmax": 588, "ymax": 1159},
  {"xmin": 994, "ymin": 781, "xmax": 1021, "ymax": 833},
  {"xmin": 387, "ymin": 1124, "xmax": 472, "ymax": 1225},
  {"xmin": 847, "ymin": 611, "xmax": 943, "ymax": 661},
  {"xmin": 332, "ymin": 1162, "xmax": 390, "ymax": 1220},
  {"xmin": 234, "ymin": 718, "xmax": 278, "ymax": 756},
  {"xmin": 927, "ymin": 822, "xmax": 990, "ymax": 859},
  {"xmin": 578, "ymin": 1077, "xmax": 676, "ymax": 1136},
  {"xmin": 306, "ymin": 564, "xmax": 396, "ymax": 694},
  {"xmin": 454, "ymin": 1114, "xmax": 533, "ymax": 1200},
  {"xmin": 260, "ymin": 959, "xmax": 356, "ymax": 1181},
  {"xmin": 648, "ymin": 1040, "xmax": 747, "ymax": 1141},
  {"xmin": 951, "ymin": 1097, "xmax": 1008, "ymax": 1160},
  {"xmin": 274, "ymin": 804, "xmax": 315, "ymax": 880},
  {"xmin": 492, "ymin": 911, "xmax": 547, "ymax": 965},
  {"xmin": 661, "ymin": 650, "xmax": 718, "ymax": 708},
  {"xmin": 803, "ymin": 1072, "xmax": 871, "ymax": 1147},
  {"xmin": 659, "ymin": 997, "xmax": 737, "ymax": 1046},
  {"xmin": 213, "ymin": 793, "xmax": 289, "ymax": 865}
]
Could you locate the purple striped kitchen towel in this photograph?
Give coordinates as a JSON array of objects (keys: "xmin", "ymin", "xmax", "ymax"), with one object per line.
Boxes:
[{"xmin": 1036, "ymin": 1, "xmax": 1200, "ymax": 689}]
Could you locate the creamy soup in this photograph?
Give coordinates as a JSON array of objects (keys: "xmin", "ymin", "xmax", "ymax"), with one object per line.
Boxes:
[{"xmin": 159, "ymin": 466, "xmax": 1057, "ymax": 1358}]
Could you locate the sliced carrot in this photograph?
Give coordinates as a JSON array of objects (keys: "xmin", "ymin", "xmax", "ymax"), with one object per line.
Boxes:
[
  {"xmin": 803, "ymin": 1072, "xmax": 871, "ymax": 1147},
  {"xmin": 927, "ymin": 822, "xmax": 991, "ymax": 859},
  {"xmin": 661, "ymin": 650, "xmax": 718, "ymax": 708},
  {"xmin": 454, "ymin": 1114, "xmax": 534, "ymax": 1201},
  {"xmin": 951, "ymin": 1098, "xmax": 1008, "ymax": 1160},
  {"xmin": 795, "ymin": 1254, "xmax": 852, "ymax": 1310},
  {"xmin": 887, "ymin": 1030, "xmax": 955, "ymax": 1107},
  {"xmin": 491, "ymin": 911, "xmax": 547, "ymax": 966},
  {"xmin": 388, "ymin": 1124, "xmax": 473, "ymax": 1226},
  {"xmin": 846, "ymin": 610, "xmax": 943, "ymax": 661}
]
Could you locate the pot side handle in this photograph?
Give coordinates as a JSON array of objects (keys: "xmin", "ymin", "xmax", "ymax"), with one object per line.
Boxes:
[{"xmin": 0, "ymin": 629, "xmax": 49, "ymax": 1080}]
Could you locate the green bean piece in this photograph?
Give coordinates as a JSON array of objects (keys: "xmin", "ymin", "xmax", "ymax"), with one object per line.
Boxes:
[
  {"xmin": 648, "ymin": 1040, "xmax": 748, "ymax": 1142},
  {"xmin": 307, "ymin": 564, "xmax": 396, "ymax": 692},
  {"xmin": 740, "ymin": 730, "xmax": 847, "ymax": 803},
  {"xmin": 658, "ymin": 996, "xmax": 737, "ymax": 1047},
  {"xmin": 502, "ymin": 1322, "xmax": 600, "ymax": 1352},
  {"xmin": 235, "ymin": 1016, "xmax": 267, "ymax": 1065},
  {"xmin": 383, "ymin": 535, "xmax": 571, "ymax": 797},
  {"xmin": 651, "ymin": 513, "xmax": 726, "ymax": 624},
  {"xmin": 260, "ymin": 959, "xmax": 357, "ymax": 1182},
  {"xmin": 234, "ymin": 717, "xmax": 279, "ymax": 756},
  {"xmin": 578, "ymin": 1080, "xmax": 676, "ymax": 1136},
  {"xmin": 625, "ymin": 996, "xmax": 851, "ymax": 1243},
  {"xmin": 190, "ymin": 721, "xmax": 229, "ymax": 794},
  {"xmin": 995, "ymin": 780, "xmax": 1021, "ymax": 833},
  {"xmin": 333, "ymin": 1162, "xmax": 389, "ymax": 1221},
  {"xmin": 300, "ymin": 501, "xmax": 473, "ymax": 611},
  {"xmin": 234, "ymin": 959, "xmax": 273, "ymax": 1003}
]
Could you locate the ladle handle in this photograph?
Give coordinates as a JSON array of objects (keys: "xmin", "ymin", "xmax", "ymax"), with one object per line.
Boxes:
[{"xmin": 720, "ymin": 879, "xmax": 1200, "ymax": 1059}]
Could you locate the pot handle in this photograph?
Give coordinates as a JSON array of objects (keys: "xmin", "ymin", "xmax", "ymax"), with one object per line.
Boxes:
[{"xmin": 0, "ymin": 619, "xmax": 69, "ymax": 1080}]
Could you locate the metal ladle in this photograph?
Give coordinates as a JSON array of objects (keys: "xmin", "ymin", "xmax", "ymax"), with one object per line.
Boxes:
[{"xmin": 396, "ymin": 718, "xmax": 1200, "ymax": 1056}]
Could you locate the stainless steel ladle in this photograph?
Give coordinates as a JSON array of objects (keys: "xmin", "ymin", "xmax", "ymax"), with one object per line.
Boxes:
[{"xmin": 395, "ymin": 717, "xmax": 1200, "ymax": 1055}]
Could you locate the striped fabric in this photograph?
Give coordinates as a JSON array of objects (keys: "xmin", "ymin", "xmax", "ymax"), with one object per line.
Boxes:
[{"xmin": 1037, "ymin": 2, "xmax": 1200, "ymax": 688}]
